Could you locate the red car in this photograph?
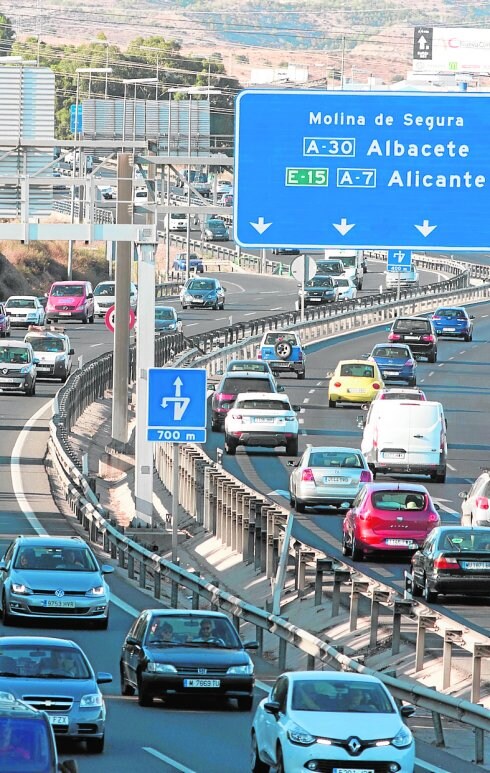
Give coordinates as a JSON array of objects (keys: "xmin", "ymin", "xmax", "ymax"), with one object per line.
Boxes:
[
  {"xmin": 342, "ymin": 482, "xmax": 440, "ymax": 560},
  {"xmin": 0, "ymin": 302, "xmax": 11, "ymax": 337}
]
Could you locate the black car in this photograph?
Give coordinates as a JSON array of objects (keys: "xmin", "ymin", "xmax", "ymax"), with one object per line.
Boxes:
[
  {"xmin": 271, "ymin": 248, "xmax": 300, "ymax": 255},
  {"xmin": 298, "ymin": 274, "xmax": 337, "ymax": 308},
  {"xmin": 388, "ymin": 316, "xmax": 438, "ymax": 362},
  {"xmin": 407, "ymin": 526, "xmax": 490, "ymax": 602},
  {"xmin": 120, "ymin": 610, "xmax": 258, "ymax": 710}
]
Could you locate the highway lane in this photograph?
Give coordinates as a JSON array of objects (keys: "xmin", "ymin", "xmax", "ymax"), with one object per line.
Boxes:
[{"xmin": 204, "ymin": 301, "xmax": 490, "ymax": 639}]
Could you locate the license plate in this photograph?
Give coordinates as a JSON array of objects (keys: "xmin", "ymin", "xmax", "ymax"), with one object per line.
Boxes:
[
  {"xmin": 386, "ymin": 538, "xmax": 414, "ymax": 546},
  {"xmin": 384, "ymin": 370, "xmax": 399, "ymax": 375},
  {"xmin": 42, "ymin": 600, "xmax": 76, "ymax": 608},
  {"xmin": 49, "ymin": 716, "xmax": 69, "ymax": 726},
  {"xmin": 192, "ymin": 299, "xmax": 204, "ymax": 303},
  {"xmin": 58, "ymin": 311, "xmax": 71, "ymax": 316},
  {"xmin": 37, "ymin": 366, "xmax": 51, "ymax": 371},
  {"xmin": 0, "ymin": 378, "xmax": 17, "ymax": 383},
  {"xmin": 443, "ymin": 327, "xmax": 456, "ymax": 332},
  {"xmin": 347, "ymin": 388, "xmax": 366, "ymax": 394},
  {"xmin": 333, "ymin": 768, "xmax": 374, "ymax": 773},
  {"xmin": 324, "ymin": 476, "xmax": 346, "ymax": 484},
  {"xmin": 461, "ymin": 561, "xmax": 490, "ymax": 570},
  {"xmin": 384, "ymin": 452, "xmax": 405, "ymax": 459},
  {"xmin": 183, "ymin": 679, "xmax": 220, "ymax": 688},
  {"xmin": 254, "ymin": 417, "xmax": 274, "ymax": 423},
  {"xmin": 405, "ymin": 335, "xmax": 419, "ymax": 340}
]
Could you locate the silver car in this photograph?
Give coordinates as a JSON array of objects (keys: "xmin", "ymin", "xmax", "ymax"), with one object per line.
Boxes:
[
  {"xmin": 288, "ymin": 446, "xmax": 372, "ymax": 512},
  {"xmin": 0, "ymin": 536, "xmax": 113, "ymax": 629}
]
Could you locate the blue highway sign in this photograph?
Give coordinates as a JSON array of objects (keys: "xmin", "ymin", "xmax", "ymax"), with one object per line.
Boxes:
[
  {"xmin": 147, "ymin": 367, "xmax": 207, "ymax": 443},
  {"xmin": 234, "ymin": 90, "xmax": 490, "ymax": 251},
  {"xmin": 387, "ymin": 249, "xmax": 413, "ymax": 273},
  {"xmin": 70, "ymin": 104, "xmax": 83, "ymax": 134}
]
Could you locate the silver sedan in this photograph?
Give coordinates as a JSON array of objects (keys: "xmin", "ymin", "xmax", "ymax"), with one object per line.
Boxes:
[{"xmin": 288, "ymin": 446, "xmax": 372, "ymax": 512}]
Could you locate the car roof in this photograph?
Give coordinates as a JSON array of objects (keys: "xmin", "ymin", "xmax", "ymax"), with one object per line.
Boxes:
[
  {"xmin": 363, "ymin": 482, "xmax": 429, "ymax": 494},
  {"xmin": 50, "ymin": 281, "xmax": 88, "ymax": 286},
  {"xmin": 235, "ymin": 392, "xmax": 288, "ymax": 401},
  {"xmin": 337, "ymin": 359, "xmax": 376, "ymax": 366},
  {"xmin": 285, "ymin": 671, "xmax": 383, "ymax": 685},
  {"xmin": 0, "ymin": 635, "xmax": 78, "ymax": 647},
  {"xmin": 6, "ymin": 295, "xmax": 38, "ymax": 300},
  {"xmin": 372, "ymin": 343, "xmax": 410, "ymax": 349},
  {"xmin": 0, "ymin": 340, "xmax": 32, "ymax": 349},
  {"xmin": 14, "ymin": 535, "xmax": 87, "ymax": 547},
  {"xmin": 222, "ymin": 371, "xmax": 272, "ymax": 380},
  {"xmin": 306, "ymin": 446, "xmax": 364, "ymax": 454},
  {"xmin": 228, "ymin": 359, "xmax": 268, "ymax": 366}
]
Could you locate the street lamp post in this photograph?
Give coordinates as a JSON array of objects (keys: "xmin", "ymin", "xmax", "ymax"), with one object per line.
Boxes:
[
  {"xmin": 91, "ymin": 40, "xmax": 111, "ymax": 98},
  {"xmin": 122, "ymin": 77, "xmax": 158, "ymax": 156}
]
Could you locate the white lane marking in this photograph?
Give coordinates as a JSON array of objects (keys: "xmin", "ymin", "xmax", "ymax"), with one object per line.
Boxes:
[
  {"xmin": 459, "ymin": 350, "xmax": 466, "ymax": 354},
  {"xmin": 243, "ymin": 312, "xmax": 256, "ymax": 317},
  {"xmin": 308, "ymin": 389, "xmax": 315, "ymax": 394},
  {"xmin": 316, "ymin": 381, "xmax": 322, "ymax": 386},
  {"xmin": 299, "ymin": 408, "xmax": 305, "ymax": 414},
  {"xmin": 437, "ymin": 363, "xmax": 444, "ymax": 367},
  {"xmin": 11, "ymin": 401, "xmax": 53, "ymax": 536},
  {"xmin": 299, "ymin": 418, "xmax": 304, "ymax": 424},
  {"xmin": 270, "ymin": 307, "xmax": 282, "ymax": 311},
  {"xmin": 448, "ymin": 356, "xmax": 454, "ymax": 360},
  {"xmin": 428, "ymin": 371, "xmax": 434, "ymax": 377},
  {"xmin": 303, "ymin": 398, "xmax": 309, "ymax": 404},
  {"xmin": 110, "ymin": 594, "xmax": 139, "ymax": 617},
  {"xmin": 259, "ymin": 291, "xmax": 278, "ymax": 294},
  {"xmin": 221, "ymin": 280, "xmax": 246, "ymax": 294},
  {"xmin": 419, "ymin": 379, "xmax": 424, "ymax": 383},
  {"xmin": 185, "ymin": 322, "xmax": 198, "ymax": 327},
  {"xmin": 90, "ymin": 343, "xmax": 104, "ymax": 348},
  {"xmin": 256, "ymin": 679, "xmax": 271, "ymax": 693},
  {"xmin": 482, "ymin": 314, "xmax": 488, "ymax": 318},
  {"xmin": 433, "ymin": 499, "xmax": 459, "ymax": 517},
  {"xmin": 143, "ymin": 747, "xmax": 197, "ymax": 773},
  {"xmin": 447, "ymin": 463, "xmax": 457, "ymax": 472},
  {"xmin": 215, "ymin": 317, "xmax": 226, "ymax": 321}
]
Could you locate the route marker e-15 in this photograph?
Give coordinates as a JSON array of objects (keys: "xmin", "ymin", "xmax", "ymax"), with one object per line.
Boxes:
[{"xmin": 234, "ymin": 90, "xmax": 490, "ymax": 251}]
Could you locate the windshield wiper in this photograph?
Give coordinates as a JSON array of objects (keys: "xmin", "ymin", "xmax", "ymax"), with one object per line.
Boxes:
[
  {"xmin": 36, "ymin": 672, "xmax": 78, "ymax": 679},
  {"xmin": 0, "ymin": 671, "xmax": 19, "ymax": 677}
]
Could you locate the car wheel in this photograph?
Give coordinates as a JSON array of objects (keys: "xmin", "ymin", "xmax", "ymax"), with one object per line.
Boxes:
[
  {"xmin": 328, "ymin": 398, "xmax": 336, "ymax": 408},
  {"xmin": 182, "ymin": 304, "xmax": 187, "ymax": 310},
  {"xmin": 120, "ymin": 666, "xmax": 135, "ymax": 696},
  {"xmin": 219, "ymin": 303, "xmax": 225, "ymax": 310},
  {"xmin": 251, "ymin": 733, "xmax": 268, "ymax": 773},
  {"xmin": 0, "ymin": 332, "xmax": 4, "ymax": 338},
  {"xmin": 351, "ymin": 535, "xmax": 363, "ymax": 561},
  {"xmin": 423, "ymin": 576, "xmax": 437, "ymax": 603},
  {"xmin": 137, "ymin": 675, "xmax": 153, "ymax": 707},
  {"xmin": 213, "ymin": 302, "xmax": 219, "ymax": 310},
  {"xmin": 369, "ymin": 465, "xmax": 377, "ymax": 480},
  {"xmin": 286, "ymin": 437, "xmax": 298, "ymax": 456},
  {"xmin": 295, "ymin": 498, "xmax": 306, "ymax": 514},
  {"xmin": 82, "ymin": 314, "xmax": 88, "ymax": 324},
  {"xmin": 289, "ymin": 489, "xmax": 295, "ymax": 507},
  {"xmin": 224, "ymin": 436, "xmax": 237, "ymax": 455},
  {"xmin": 1, "ymin": 594, "xmax": 12, "ymax": 626},
  {"xmin": 411, "ymin": 575, "xmax": 423, "ymax": 597},
  {"xmin": 341, "ymin": 531, "xmax": 351, "ymax": 556},
  {"xmin": 297, "ymin": 370, "xmax": 305, "ymax": 380},
  {"xmin": 408, "ymin": 378, "xmax": 417, "ymax": 387},
  {"xmin": 6, "ymin": 330, "xmax": 10, "ymax": 337},
  {"xmin": 237, "ymin": 695, "xmax": 253, "ymax": 711},
  {"xmin": 431, "ymin": 468, "xmax": 446, "ymax": 483},
  {"xmin": 428, "ymin": 350, "xmax": 437, "ymax": 363},
  {"xmin": 275, "ymin": 745, "xmax": 285, "ymax": 773},
  {"xmin": 89, "ymin": 313, "xmax": 95, "ymax": 324},
  {"xmin": 86, "ymin": 736, "xmax": 105, "ymax": 754}
]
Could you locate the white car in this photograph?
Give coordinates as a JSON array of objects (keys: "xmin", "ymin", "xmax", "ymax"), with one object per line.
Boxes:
[
  {"xmin": 251, "ymin": 671, "xmax": 415, "ymax": 773},
  {"xmin": 333, "ymin": 277, "xmax": 357, "ymax": 300},
  {"xmin": 93, "ymin": 281, "xmax": 138, "ymax": 318},
  {"xmin": 461, "ymin": 471, "xmax": 490, "ymax": 527},
  {"xmin": 224, "ymin": 392, "xmax": 299, "ymax": 456},
  {"xmin": 5, "ymin": 296, "xmax": 45, "ymax": 327},
  {"xmin": 24, "ymin": 326, "xmax": 74, "ymax": 382},
  {"xmin": 385, "ymin": 267, "xmax": 419, "ymax": 288}
]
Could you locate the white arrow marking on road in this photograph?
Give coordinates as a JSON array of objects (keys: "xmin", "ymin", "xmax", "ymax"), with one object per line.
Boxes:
[
  {"xmin": 173, "ymin": 376, "xmax": 183, "ymax": 397},
  {"xmin": 415, "ymin": 219, "xmax": 437, "ymax": 237},
  {"xmin": 333, "ymin": 218, "xmax": 355, "ymax": 236},
  {"xmin": 250, "ymin": 216, "xmax": 272, "ymax": 235}
]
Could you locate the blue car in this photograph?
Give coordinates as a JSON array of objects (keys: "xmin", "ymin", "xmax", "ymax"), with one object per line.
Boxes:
[
  {"xmin": 431, "ymin": 306, "xmax": 474, "ymax": 341},
  {"xmin": 368, "ymin": 343, "xmax": 417, "ymax": 386},
  {"xmin": 259, "ymin": 331, "xmax": 306, "ymax": 379},
  {"xmin": 173, "ymin": 253, "xmax": 204, "ymax": 274}
]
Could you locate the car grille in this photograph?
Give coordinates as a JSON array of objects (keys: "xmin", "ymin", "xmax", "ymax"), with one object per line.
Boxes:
[
  {"xmin": 27, "ymin": 605, "xmax": 91, "ymax": 615},
  {"xmin": 174, "ymin": 666, "xmax": 229, "ymax": 676},
  {"xmin": 31, "ymin": 589, "xmax": 87, "ymax": 596},
  {"xmin": 23, "ymin": 696, "xmax": 73, "ymax": 712},
  {"xmin": 311, "ymin": 763, "xmax": 394, "ymax": 773},
  {"xmin": 0, "ymin": 367, "xmax": 21, "ymax": 376},
  {"xmin": 57, "ymin": 305, "xmax": 76, "ymax": 311}
]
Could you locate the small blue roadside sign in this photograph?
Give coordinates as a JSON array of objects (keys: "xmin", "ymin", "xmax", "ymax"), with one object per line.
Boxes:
[
  {"xmin": 234, "ymin": 90, "xmax": 490, "ymax": 251},
  {"xmin": 387, "ymin": 249, "xmax": 413, "ymax": 273},
  {"xmin": 70, "ymin": 104, "xmax": 83, "ymax": 134},
  {"xmin": 147, "ymin": 368, "xmax": 207, "ymax": 443}
]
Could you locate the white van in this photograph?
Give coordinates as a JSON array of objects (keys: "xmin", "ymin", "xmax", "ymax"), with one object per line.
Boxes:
[
  {"xmin": 359, "ymin": 400, "xmax": 447, "ymax": 482},
  {"xmin": 322, "ymin": 249, "xmax": 364, "ymax": 290},
  {"xmin": 164, "ymin": 212, "xmax": 188, "ymax": 232}
]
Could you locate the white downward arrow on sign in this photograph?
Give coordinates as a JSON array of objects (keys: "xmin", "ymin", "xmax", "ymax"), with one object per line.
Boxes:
[
  {"xmin": 414, "ymin": 219, "xmax": 437, "ymax": 237},
  {"xmin": 333, "ymin": 218, "xmax": 355, "ymax": 236},
  {"xmin": 250, "ymin": 216, "xmax": 272, "ymax": 234}
]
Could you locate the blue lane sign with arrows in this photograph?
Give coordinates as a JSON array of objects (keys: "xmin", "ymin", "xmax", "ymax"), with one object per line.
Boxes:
[
  {"xmin": 234, "ymin": 90, "xmax": 490, "ymax": 251},
  {"xmin": 147, "ymin": 367, "xmax": 207, "ymax": 442},
  {"xmin": 70, "ymin": 104, "xmax": 83, "ymax": 134},
  {"xmin": 387, "ymin": 249, "xmax": 413, "ymax": 273}
]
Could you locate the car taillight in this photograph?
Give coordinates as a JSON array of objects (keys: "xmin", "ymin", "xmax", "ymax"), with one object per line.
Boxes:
[
  {"xmin": 434, "ymin": 556, "xmax": 461, "ymax": 570},
  {"xmin": 359, "ymin": 470, "xmax": 372, "ymax": 483},
  {"xmin": 301, "ymin": 468, "xmax": 315, "ymax": 482},
  {"xmin": 405, "ymin": 359, "xmax": 414, "ymax": 367},
  {"xmin": 217, "ymin": 393, "xmax": 235, "ymax": 402},
  {"xmin": 432, "ymin": 316, "xmax": 440, "ymax": 320},
  {"xmin": 388, "ymin": 332, "xmax": 400, "ymax": 341},
  {"xmin": 476, "ymin": 497, "xmax": 490, "ymax": 510},
  {"xmin": 257, "ymin": 351, "xmax": 262, "ymax": 359},
  {"xmin": 373, "ymin": 428, "xmax": 378, "ymax": 449},
  {"xmin": 333, "ymin": 381, "xmax": 342, "ymax": 388},
  {"xmin": 372, "ymin": 382, "xmax": 381, "ymax": 390},
  {"xmin": 233, "ymin": 414, "xmax": 243, "ymax": 421},
  {"xmin": 297, "ymin": 351, "xmax": 303, "ymax": 361},
  {"xmin": 422, "ymin": 334, "xmax": 435, "ymax": 342},
  {"xmin": 428, "ymin": 512, "xmax": 440, "ymax": 523}
]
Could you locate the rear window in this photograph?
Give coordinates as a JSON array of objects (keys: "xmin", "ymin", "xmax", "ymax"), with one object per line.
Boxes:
[
  {"xmin": 372, "ymin": 347, "xmax": 410, "ymax": 359},
  {"xmin": 236, "ymin": 398, "xmax": 289, "ymax": 411},
  {"xmin": 315, "ymin": 261, "xmax": 343, "ymax": 274},
  {"xmin": 309, "ymin": 451, "xmax": 364, "ymax": 468},
  {"xmin": 372, "ymin": 491, "xmax": 426, "ymax": 511},
  {"xmin": 393, "ymin": 319, "xmax": 430, "ymax": 333},
  {"xmin": 437, "ymin": 531, "xmax": 490, "ymax": 551},
  {"xmin": 381, "ymin": 391, "xmax": 424, "ymax": 401},
  {"xmin": 340, "ymin": 364, "xmax": 374, "ymax": 378},
  {"xmin": 435, "ymin": 308, "xmax": 465, "ymax": 319},
  {"xmin": 263, "ymin": 333, "xmax": 298, "ymax": 346},
  {"xmin": 0, "ymin": 717, "xmax": 53, "ymax": 772},
  {"xmin": 221, "ymin": 377, "xmax": 273, "ymax": 394},
  {"xmin": 228, "ymin": 362, "xmax": 267, "ymax": 373}
]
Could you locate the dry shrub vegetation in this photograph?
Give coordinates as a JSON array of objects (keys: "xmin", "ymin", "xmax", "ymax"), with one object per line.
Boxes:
[{"xmin": 0, "ymin": 241, "xmax": 108, "ymax": 299}]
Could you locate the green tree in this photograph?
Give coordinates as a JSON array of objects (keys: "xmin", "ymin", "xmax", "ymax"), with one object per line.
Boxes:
[{"xmin": 0, "ymin": 13, "xmax": 15, "ymax": 55}]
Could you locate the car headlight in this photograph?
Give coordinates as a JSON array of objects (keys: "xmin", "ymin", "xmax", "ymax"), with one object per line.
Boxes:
[
  {"xmin": 146, "ymin": 662, "xmax": 177, "ymax": 673},
  {"xmin": 167, "ymin": 323, "xmax": 176, "ymax": 331},
  {"xmin": 86, "ymin": 586, "xmax": 105, "ymax": 597},
  {"xmin": 287, "ymin": 723, "xmax": 316, "ymax": 746},
  {"xmin": 227, "ymin": 664, "xmax": 254, "ymax": 675},
  {"xmin": 55, "ymin": 354, "xmax": 65, "ymax": 362},
  {"xmin": 391, "ymin": 725, "xmax": 413, "ymax": 748},
  {"xmin": 80, "ymin": 693, "xmax": 103, "ymax": 708},
  {"xmin": 19, "ymin": 366, "xmax": 31, "ymax": 374},
  {"xmin": 183, "ymin": 294, "xmax": 193, "ymax": 302},
  {"xmin": 11, "ymin": 583, "xmax": 32, "ymax": 595}
]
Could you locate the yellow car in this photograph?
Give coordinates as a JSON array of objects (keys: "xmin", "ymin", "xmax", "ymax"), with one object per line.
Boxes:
[{"xmin": 328, "ymin": 359, "xmax": 384, "ymax": 407}]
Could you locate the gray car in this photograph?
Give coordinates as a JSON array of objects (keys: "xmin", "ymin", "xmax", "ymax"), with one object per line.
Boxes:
[
  {"xmin": 0, "ymin": 636, "xmax": 112, "ymax": 753},
  {"xmin": 288, "ymin": 445, "xmax": 372, "ymax": 512},
  {"xmin": 0, "ymin": 536, "xmax": 113, "ymax": 629},
  {"xmin": 0, "ymin": 340, "xmax": 38, "ymax": 395}
]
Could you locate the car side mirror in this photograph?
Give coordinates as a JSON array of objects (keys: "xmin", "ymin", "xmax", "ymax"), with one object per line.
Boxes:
[
  {"xmin": 96, "ymin": 672, "xmax": 113, "ymax": 685},
  {"xmin": 292, "ymin": 405, "xmax": 301, "ymax": 412},
  {"xmin": 125, "ymin": 635, "xmax": 138, "ymax": 646},
  {"xmin": 33, "ymin": 358, "xmax": 40, "ymax": 365},
  {"xmin": 277, "ymin": 385, "xmax": 285, "ymax": 392},
  {"xmin": 208, "ymin": 384, "xmax": 216, "ymax": 391},
  {"xmin": 100, "ymin": 564, "xmax": 114, "ymax": 574},
  {"xmin": 243, "ymin": 640, "xmax": 259, "ymax": 650},
  {"xmin": 59, "ymin": 761, "xmax": 78, "ymax": 773},
  {"xmin": 0, "ymin": 560, "xmax": 7, "ymax": 572},
  {"xmin": 356, "ymin": 415, "xmax": 366, "ymax": 428},
  {"xmin": 264, "ymin": 701, "xmax": 281, "ymax": 716},
  {"xmin": 459, "ymin": 491, "xmax": 468, "ymax": 499},
  {"xmin": 470, "ymin": 315, "xmax": 475, "ymax": 319},
  {"xmin": 400, "ymin": 705, "xmax": 416, "ymax": 719},
  {"xmin": 69, "ymin": 348, "xmax": 74, "ymax": 355}
]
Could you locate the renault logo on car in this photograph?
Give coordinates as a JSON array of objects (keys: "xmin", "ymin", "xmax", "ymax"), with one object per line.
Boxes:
[{"xmin": 347, "ymin": 736, "xmax": 362, "ymax": 754}]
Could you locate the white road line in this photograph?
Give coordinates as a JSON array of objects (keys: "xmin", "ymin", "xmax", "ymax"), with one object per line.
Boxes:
[
  {"xmin": 482, "ymin": 314, "xmax": 488, "ymax": 318},
  {"xmin": 185, "ymin": 322, "xmax": 198, "ymax": 327},
  {"xmin": 448, "ymin": 356, "xmax": 454, "ymax": 360},
  {"xmin": 243, "ymin": 311, "xmax": 256, "ymax": 317},
  {"xmin": 299, "ymin": 418, "xmax": 304, "ymax": 424},
  {"xmin": 143, "ymin": 747, "xmax": 197, "ymax": 773},
  {"xmin": 303, "ymin": 398, "xmax": 309, "ymax": 404},
  {"xmin": 259, "ymin": 291, "xmax": 278, "ymax": 294},
  {"xmin": 437, "ymin": 363, "xmax": 444, "ymax": 367},
  {"xmin": 270, "ymin": 307, "xmax": 282, "ymax": 311},
  {"xmin": 447, "ymin": 463, "xmax": 457, "ymax": 472},
  {"xmin": 110, "ymin": 594, "xmax": 139, "ymax": 617},
  {"xmin": 428, "ymin": 372, "xmax": 434, "ymax": 377},
  {"xmin": 419, "ymin": 379, "xmax": 424, "ymax": 383},
  {"xmin": 215, "ymin": 316, "xmax": 226, "ymax": 321},
  {"xmin": 90, "ymin": 343, "xmax": 104, "ymax": 348},
  {"xmin": 308, "ymin": 389, "xmax": 315, "ymax": 394},
  {"xmin": 299, "ymin": 408, "xmax": 305, "ymax": 414},
  {"xmin": 459, "ymin": 350, "xmax": 466, "ymax": 354},
  {"xmin": 316, "ymin": 381, "xmax": 322, "ymax": 386}
]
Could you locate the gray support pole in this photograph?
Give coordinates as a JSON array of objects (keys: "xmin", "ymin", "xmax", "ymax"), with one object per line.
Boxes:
[
  {"xmin": 111, "ymin": 152, "xmax": 132, "ymax": 447},
  {"xmin": 171, "ymin": 442, "xmax": 179, "ymax": 564}
]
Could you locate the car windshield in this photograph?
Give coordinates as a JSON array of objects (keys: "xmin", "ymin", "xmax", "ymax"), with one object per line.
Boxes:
[
  {"xmin": 435, "ymin": 309, "xmax": 465, "ymax": 319},
  {"xmin": 235, "ymin": 399, "xmax": 289, "ymax": 411},
  {"xmin": 306, "ymin": 278, "xmax": 333, "ymax": 288},
  {"xmin": 308, "ymin": 451, "xmax": 363, "ymax": 468},
  {"xmin": 0, "ymin": 646, "xmax": 91, "ymax": 679},
  {"xmin": 6, "ymin": 299, "xmax": 35, "ymax": 309},
  {"xmin": 372, "ymin": 347, "xmax": 410, "ymax": 359},
  {"xmin": 51, "ymin": 285, "xmax": 84, "ymax": 297},
  {"xmin": 316, "ymin": 262, "xmax": 343, "ymax": 274},
  {"xmin": 0, "ymin": 717, "xmax": 53, "ymax": 771},
  {"xmin": 372, "ymin": 491, "xmax": 426, "ymax": 511},
  {"xmin": 291, "ymin": 679, "xmax": 394, "ymax": 713},
  {"xmin": 394, "ymin": 319, "xmax": 429, "ymax": 332},
  {"xmin": 171, "ymin": 213, "xmax": 186, "ymax": 220},
  {"xmin": 25, "ymin": 337, "xmax": 65, "ymax": 353},
  {"xmin": 13, "ymin": 545, "xmax": 98, "ymax": 572},
  {"xmin": 438, "ymin": 531, "xmax": 490, "ymax": 551},
  {"xmin": 340, "ymin": 364, "xmax": 374, "ymax": 378},
  {"xmin": 221, "ymin": 377, "xmax": 273, "ymax": 393},
  {"xmin": 335, "ymin": 279, "xmax": 349, "ymax": 287},
  {"xmin": 187, "ymin": 280, "xmax": 215, "ymax": 291},
  {"xmin": 337, "ymin": 255, "xmax": 356, "ymax": 267},
  {"xmin": 155, "ymin": 308, "xmax": 175, "ymax": 320},
  {"xmin": 228, "ymin": 362, "xmax": 267, "ymax": 373},
  {"xmin": 263, "ymin": 333, "xmax": 298, "ymax": 346},
  {"xmin": 144, "ymin": 615, "xmax": 241, "ymax": 648},
  {"xmin": 0, "ymin": 347, "xmax": 30, "ymax": 364},
  {"xmin": 94, "ymin": 284, "xmax": 115, "ymax": 296}
]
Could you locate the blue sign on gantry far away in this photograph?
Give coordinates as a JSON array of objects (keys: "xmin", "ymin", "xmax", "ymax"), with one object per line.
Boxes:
[
  {"xmin": 147, "ymin": 367, "xmax": 207, "ymax": 443},
  {"xmin": 387, "ymin": 249, "xmax": 413, "ymax": 273},
  {"xmin": 234, "ymin": 90, "xmax": 490, "ymax": 251}
]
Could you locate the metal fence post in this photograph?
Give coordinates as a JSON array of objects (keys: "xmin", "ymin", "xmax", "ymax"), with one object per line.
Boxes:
[
  {"xmin": 349, "ymin": 581, "xmax": 369, "ymax": 632},
  {"xmin": 314, "ymin": 558, "xmax": 333, "ymax": 606},
  {"xmin": 369, "ymin": 590, "xmax": 390, "ymax": 650},
  {"xmin": 442, "ymin": 629, "xmax": 463, "ymax": 690},
  {"xmin": 332, "ymin": 570, "xmax": 350, "ymax": 618},
  {"xmin": 415, "ymin": 614, "xmax": 436, "ymax": 673},
  {"xmin": 392, "ymin": 600, "xmax": 412, "ymax": 656}
]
